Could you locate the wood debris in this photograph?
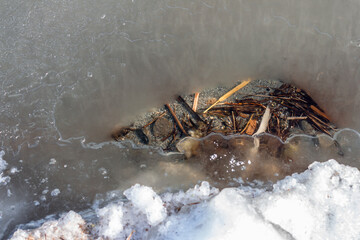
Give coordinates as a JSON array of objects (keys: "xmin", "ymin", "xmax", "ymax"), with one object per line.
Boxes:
[
  {"xmin": 111, "ymin": 79, "xmax": 337, "ymax": 151},
  {"xmin": 126, "ymin": 230, "xmax": 135, "ymax": 240},
  {"xmin": 203, "ymin": 78, "xmax": 252, "ymax": 113},
  {"xmin": 192, "ymin": 92, "xmax": 200, "ymax": 112}
]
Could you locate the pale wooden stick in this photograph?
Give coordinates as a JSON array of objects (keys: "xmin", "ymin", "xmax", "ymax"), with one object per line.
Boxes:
[
  {"xmin": 192, "ymin": 92, "xmax": 200, "ymax": 112},
  {"xmin": 287, "ymin": 116, "xmax": 307, "ymax": 120},
  {"xmin": 126, "ymin": 230, "xmax": 135, "ymax": 240},
  {"xmin": 252, "ymin": 105, "xmax": 271, "ymax": 152},
  {"xmin": 253, "ymin": 106, "xmax": 271, "ymax": 136},
  {"xmin": 203, "ymin": 78, "xmax": 252, "ymax": 113}
]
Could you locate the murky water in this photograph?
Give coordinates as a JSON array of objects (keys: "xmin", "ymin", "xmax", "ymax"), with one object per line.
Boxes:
[
  {"xmin": 1, "ymin": 0, "xmax": 360, "ymax": 238},
  {"xmin": 177, "ymin": 130, "xmax": 360, "ymax": 185}
]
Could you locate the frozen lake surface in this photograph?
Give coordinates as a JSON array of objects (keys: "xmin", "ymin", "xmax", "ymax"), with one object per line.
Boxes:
[{"xmin": 2, "ymin": 0, "xmax": 360, "ymax": 238}]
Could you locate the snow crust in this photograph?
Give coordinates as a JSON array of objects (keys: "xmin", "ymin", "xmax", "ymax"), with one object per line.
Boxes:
[{"xmin": 11, "ymin": 160, "xmax": 360, "ymax": 240}]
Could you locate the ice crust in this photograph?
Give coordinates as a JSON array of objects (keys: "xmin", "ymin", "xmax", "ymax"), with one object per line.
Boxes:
[{"xmin": 11, "ymin": 160, "xmax": 360, "ymax": 240}]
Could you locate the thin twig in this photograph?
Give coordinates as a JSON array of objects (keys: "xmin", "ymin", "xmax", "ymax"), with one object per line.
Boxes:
[
  {"xmin": 240, "ymin": 114, "xmax": 254, "ymax": 134},
  {"xmin": 287, "ymin": 116, "xmax": 307, "ymax": 120},
  {"xmin": 204, "ymin": 78, "xmax": 252, "ymax": 113},
  {"xmin": 193, "ymin": 92, "xmax": 200, "ymax": 112},
  {"xmin": 232, "ymin": 111, "xmax": 237, "ymax": 131},
  {"xmin": 126, "ymin": 230, "xmax": 135, "ymax": 240},
  {"xmin": 143, "ymin": 112, "xmax": 166, "ymax": 128},
  {"xmin": 310, "ymin": 105, "xmax": 330, "ymax": 120},
  {"xmin": 165, "ymin": 104, "xmax": 188, "ymax": 136}
]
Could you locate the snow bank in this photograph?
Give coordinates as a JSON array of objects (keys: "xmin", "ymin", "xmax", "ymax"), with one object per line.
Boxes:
[
  {"xmin": 11, "ymin": 160, "xmax": 360, "ymax": 240},
  {"xmin": 256, "ymin": 159, "xmax": 360, "ymax": 240}
]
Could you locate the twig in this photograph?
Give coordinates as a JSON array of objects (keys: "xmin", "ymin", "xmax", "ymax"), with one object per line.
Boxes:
[
  {"xmin": 176, "ymin": 96, "xmax": 205, "ymax": 123},
  {"xmin": 193, "ymin": 92, "xmax": 200, "ymax": 112},
  {"xmin": 126, "ymin": 230, "xmax": 135, "ymax": 240},
  {"xmin": 310, "ymin": 105, "xmax": 330, "ymax": 121},
  {"xmin": 231, "ymin": 111, "xmax": 237, "ymax": 131},
  {"xmin": 165, "ymin": 104, "xmax": 189, "ymax": 136},
  {"xmin": 143, "ymin": 112, "xmax": 166, "ymax": 128},
  {"xmin": 240, "ymin": 114, "xmax": 254, "ymax": 134},
  {"xmin": 204, "ymin": 78, "xmax": 252, "ymax": 113},
  {"xmin": 287, "ymin": 116, "xmax": 307, "ymax": 120}
]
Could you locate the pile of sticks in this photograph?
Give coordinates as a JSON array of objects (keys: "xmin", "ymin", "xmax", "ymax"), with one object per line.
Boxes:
[{"xmin": 112, "ymin": 79, "xmax": 336, "ymax": 150}]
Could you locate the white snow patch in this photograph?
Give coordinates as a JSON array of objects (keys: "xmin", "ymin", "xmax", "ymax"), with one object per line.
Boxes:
[
  {"xmin": 11, "ymin": 211, "xmax": 88, "ymax": 240},
  {"xmin": 123, "ymin": 184, "xmax": 167, "ymax": 226},
  {"xmin": 10, "ymin": 160, "xmax": 360, "ymax": 240},
  {"xmin": 255, "ymin": 159, "xmax": 360, "ymax": 240},
  {"xmin": 96, "ymin": 203, "xmax": 124, "ymax": 239}
]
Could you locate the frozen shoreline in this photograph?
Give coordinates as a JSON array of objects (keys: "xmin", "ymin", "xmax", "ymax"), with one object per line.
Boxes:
[{"xmin": 10, "ymin": 159, "xmax": 360, "ymax": 240}]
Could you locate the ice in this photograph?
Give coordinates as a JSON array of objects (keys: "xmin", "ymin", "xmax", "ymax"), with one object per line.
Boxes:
[
  {"xmin": 0, "ymin": 151, "xmax": 6, "ymax": 171},
  {"xmin": 96, "ymin": 204, "xmax": 124, "ymax": 239},
  {"xmin": 50, "ymin": 189, "xmax": 60, "ymax": 197},
  {"xmin": 162, "ymin": 181, "xmax": 218, "ymax": 206},
  {"xmin": 0, "ymin": 151, "xmax": 10, "ymax": 185},
  {"xmin": 2, "ymin": 0, "xmax": 360, "ymax": 238},
  {"xmin": 49, "ymin": 158, "xmax": 56, "ymax": 165},
  {"xmin": 155, "ymin": 188, "xmax": 284, "ymax": 240},
  {"xmin": 11, "ymin": 211, "xmax": 88, "ymax": 240},
  {"xmin": 11, "ymin": 160, "xmax": 360, "ymax": 240},
  {"xmin": 123, "ymin": 184, "xmax": 166, "ymax": 226}
]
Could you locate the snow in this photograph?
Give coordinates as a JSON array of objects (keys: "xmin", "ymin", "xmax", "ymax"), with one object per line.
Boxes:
[
  {"xmin": 123, "ymin": 184, "xmax": 167, "ymax": 226},
  {"xmin": 256, "ymin": 159, "xmax": 360, "ymax": 240},
  {"xmin": 11, "ymin": 211, "xmax": 88, "ymax": 240},
  {"xmin": 10, "ymin": 160, "xmax": 360, "ymax": 240},
  {"xmin": 96, "ymin": 203, "xmax": 124, "ymax": 239}
]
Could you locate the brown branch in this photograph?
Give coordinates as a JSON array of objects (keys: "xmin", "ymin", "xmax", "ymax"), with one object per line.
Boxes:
[
  {"xmin": 232, "ymin": 111, "xmax": 237, "ymax": 132},
  {"xmin": 165, "ymin": 104, "xmax": 189, "ymax": 136},
  {"xmin": 143, "ymin": 112, "xmax": 166, "ymax": 128}
]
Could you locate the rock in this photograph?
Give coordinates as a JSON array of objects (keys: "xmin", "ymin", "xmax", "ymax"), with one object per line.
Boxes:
[{"xmin": 152, "ymin": 117, "xmax": 173, "ymax": 139}]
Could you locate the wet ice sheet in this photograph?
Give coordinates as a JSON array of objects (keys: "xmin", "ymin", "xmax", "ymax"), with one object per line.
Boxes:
[
  {"xmin": 2, "ymin": 0, "xmax": 360, "ymax": 238},
  {"xmin": 11, "ymin": 160, "xmax": 360, "ymax": 240}
]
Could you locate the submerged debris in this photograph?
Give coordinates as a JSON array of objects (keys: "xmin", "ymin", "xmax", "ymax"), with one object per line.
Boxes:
[{"xmin": 111, "ymin": 79, "xmax": 337, "ymax": 151}]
